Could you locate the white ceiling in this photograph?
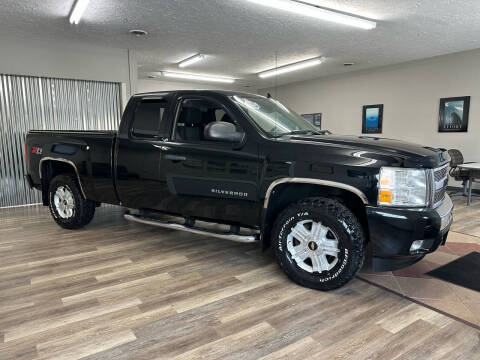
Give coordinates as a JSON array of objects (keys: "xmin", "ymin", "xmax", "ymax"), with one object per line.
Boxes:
[{"xmin": 1, "ymin": 0, "xmax": 480, "ymax": 88}]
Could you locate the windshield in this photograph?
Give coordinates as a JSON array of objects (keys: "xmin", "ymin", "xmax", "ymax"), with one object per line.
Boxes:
[{"xmin": 232, "ymin": 95, "xmax": 322, "ymax": 137}]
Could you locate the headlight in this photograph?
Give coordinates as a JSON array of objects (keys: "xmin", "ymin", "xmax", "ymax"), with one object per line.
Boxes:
[{"xmin": 378, "ymin": 167, "xmax": 427, "ymax": 207}]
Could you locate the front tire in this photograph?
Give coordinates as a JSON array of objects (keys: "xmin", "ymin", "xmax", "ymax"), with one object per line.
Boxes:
[
  {"xmin": 272, "ymin": 197, "xmax": 365, "ymax": 291},
  {"xmin": 48, "ymin": 174, "xmax": 96, "ymax": 229}
]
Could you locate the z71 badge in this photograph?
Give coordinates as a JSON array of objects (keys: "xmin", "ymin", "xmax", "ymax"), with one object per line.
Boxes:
[{"xmin": 31, "ymin": 146, "xmax": 43, "ymax": 154}]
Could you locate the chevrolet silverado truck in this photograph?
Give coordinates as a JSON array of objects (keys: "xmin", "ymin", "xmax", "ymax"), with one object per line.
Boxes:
[{"xmin": 25, "ymin": 90, "xmax": 454, "ymax": 290}]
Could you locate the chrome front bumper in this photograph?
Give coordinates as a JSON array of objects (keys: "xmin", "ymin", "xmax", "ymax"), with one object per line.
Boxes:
[{"xmin": 436, "ymin": 193, "xmax": 454, "ymax": 231}]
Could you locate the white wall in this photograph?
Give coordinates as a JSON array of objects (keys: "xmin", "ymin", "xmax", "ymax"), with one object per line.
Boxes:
[
  {"xmin": 260, "ymin": 49, "xmax": 480, "ymax": 168},
  {"xmin": 0, "ymin": 35, "xmax": 132, "ymax": 106}
]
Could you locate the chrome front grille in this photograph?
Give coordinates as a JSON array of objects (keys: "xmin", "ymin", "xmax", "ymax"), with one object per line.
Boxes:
[
  {"xmin": 430, "ymin": 164, "xmax": 449, "ymax": 208},
  {"xmin": 434, "ymin": 186, "xmax": 446, "ymax": 204},
  {"xmin": 434, "ymin": 166, "xmax": 447, "ymax": 182}
]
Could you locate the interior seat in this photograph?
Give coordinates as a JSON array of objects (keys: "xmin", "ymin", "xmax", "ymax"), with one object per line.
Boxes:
[{"xmin": 177, "ymin": 107, "xmax": 204, "ymax": 141}]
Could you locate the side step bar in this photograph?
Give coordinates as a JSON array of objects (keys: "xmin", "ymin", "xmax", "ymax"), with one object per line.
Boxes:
[{"xmin": 124, "ymin": 213, "xmax": 259, "ymax": 243}]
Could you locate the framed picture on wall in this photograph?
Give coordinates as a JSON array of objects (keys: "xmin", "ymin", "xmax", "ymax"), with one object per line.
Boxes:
[
  {"xmin": 362, "ymin": 104, "xmax": 383, "ymax": 134},
  {"xmin": 301, "ymin": 113, "xmax": 322, "ymax": 128},
  {"xmin": 438, "ymin": 96, "xmax": 470, "ymax": 132}
]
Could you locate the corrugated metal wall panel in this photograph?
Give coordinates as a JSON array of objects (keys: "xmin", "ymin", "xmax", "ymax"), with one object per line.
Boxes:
[{"xmin": 0, "ymin": 74, "xmax": 121, "ymax": 207}]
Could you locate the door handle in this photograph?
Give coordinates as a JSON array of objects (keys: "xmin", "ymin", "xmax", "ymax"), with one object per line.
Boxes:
[{"xmin": 164, "ymin": 154, "xmax": 187, "ymax": 162}]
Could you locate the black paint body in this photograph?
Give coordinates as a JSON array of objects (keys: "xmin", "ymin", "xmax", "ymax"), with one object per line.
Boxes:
[{"xmin": 26, "ymin": 90, "xmax": 452, "ymax": 271}]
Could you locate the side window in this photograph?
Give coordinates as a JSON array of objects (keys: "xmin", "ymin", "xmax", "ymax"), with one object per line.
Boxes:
[
  {"xmin": 175, "ymin": 98, "xmax": 231, "ymax": 142},
  {"xmin": 132, "ymin": 100, "xmax": 167, "ymax": 138}
]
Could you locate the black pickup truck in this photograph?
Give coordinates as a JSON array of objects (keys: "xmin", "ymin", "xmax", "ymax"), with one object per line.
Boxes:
[{"xmin": 25, "ymin": 90, "xmax": 454, "ymax": 290}]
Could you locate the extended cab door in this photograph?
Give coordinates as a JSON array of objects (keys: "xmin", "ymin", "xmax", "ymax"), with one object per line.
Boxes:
[
  {"xmin": 158, "ymin": 95, "xmax": 262, "ymax": 227},
  {"xmin": 115, "ymin": 94, "xmax": 174, "ymax": 209}
]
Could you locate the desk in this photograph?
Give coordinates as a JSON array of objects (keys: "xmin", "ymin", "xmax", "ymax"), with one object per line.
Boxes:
[{"xmin": 457, "ymin": 162, "xmax": 480, "ymax": 205}]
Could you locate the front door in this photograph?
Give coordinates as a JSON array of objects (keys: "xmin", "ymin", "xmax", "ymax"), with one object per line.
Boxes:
[{"xmin": 159, "ymin": 96, "xmax": 261, "ymax": 227}]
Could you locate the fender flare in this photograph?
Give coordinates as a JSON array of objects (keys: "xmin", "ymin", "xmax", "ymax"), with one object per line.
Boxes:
[
  {"xmin": 39, "ymin": 157, "xmax": 87, "ymax": 199},
  {"xmin": 263, "ymin": 177, "xmax": 369, "ymax": 209}
]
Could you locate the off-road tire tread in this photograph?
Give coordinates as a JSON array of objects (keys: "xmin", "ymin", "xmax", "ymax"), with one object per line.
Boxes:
[{"xmin": 272, "ymin": 197, "xmax": 365, "ymax": 290}]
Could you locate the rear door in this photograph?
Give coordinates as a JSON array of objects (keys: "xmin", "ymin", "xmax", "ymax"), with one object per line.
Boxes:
[
  {"xmin": 115, "ymin": 94, "xmax": 174, "ymax": 209},
  {"xmin": 158, "ymin": 95, "xmax": 262, "ymax": 227}
]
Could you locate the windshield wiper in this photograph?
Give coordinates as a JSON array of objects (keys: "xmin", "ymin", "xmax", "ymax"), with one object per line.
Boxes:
[{"xmin": 274, "ymin": 129, "xmax": 325, "ymax": 137}]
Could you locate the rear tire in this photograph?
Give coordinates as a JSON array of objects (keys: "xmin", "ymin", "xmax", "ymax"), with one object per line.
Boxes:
[
  {"xmin": 272, "ymin": 197, "xmax": 365, "ymax": 291},
  {"xmin": 48, "ymin": 174, "xmax": 95, "ymax": 229}
]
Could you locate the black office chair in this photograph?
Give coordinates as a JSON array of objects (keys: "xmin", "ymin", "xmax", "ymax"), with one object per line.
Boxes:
[{"xmin": 447, "ymin": 149, "xmax": 474, "ymax": 197}]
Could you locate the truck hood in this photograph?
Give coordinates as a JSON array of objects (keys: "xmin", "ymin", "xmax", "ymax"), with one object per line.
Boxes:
[{"xmin": 282, "ymin": 134, "xmax": 449, "ymax": 168}]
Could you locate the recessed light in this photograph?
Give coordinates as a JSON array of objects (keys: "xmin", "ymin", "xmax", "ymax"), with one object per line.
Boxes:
[
  {"xmin": 162, "ymin": 71, "xmax": 235, "ymax": 83},
  {"xmin": 258, "ymin": 57, "xmax": 325, "ymax": 78},
  {"xmin": 129, "ymin": 29, "xmax": 148, "ymax": 37},
  {"xmin": 246, "ymin": 0, "xmax": 376, "ymax": 30},
  {"xmin": 178, "ymin": 54, "xmax": 205, "ymax": 68}
]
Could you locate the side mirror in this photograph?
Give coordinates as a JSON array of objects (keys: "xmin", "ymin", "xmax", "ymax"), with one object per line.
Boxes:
[{"xmin": 204, "ymin": 121, "xmax": 245, "ymax": 143}]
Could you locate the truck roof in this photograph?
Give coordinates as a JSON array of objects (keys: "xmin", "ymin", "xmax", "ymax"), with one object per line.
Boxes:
[{"xmin": 133, "ymin": 89, "xmax": 266, "ymax": 98}]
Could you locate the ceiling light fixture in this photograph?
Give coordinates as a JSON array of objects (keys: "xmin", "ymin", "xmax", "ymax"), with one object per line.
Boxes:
[
  {"xmin": 162, "ymin": 71, "xmax": 235, "ymax": 83},
  {"xmin": 178, "ymin": 54, "xmax": 205, "ymax": 68},
  {"xmin": 246, "ymin": 0, "xmax": 376, "ymax": 30},
  {"xmin": 258, "ymin": 57, "xmax": 324, "ymax": 78},
  {"xmin": 69, "ymin": 0, "xmax": 90, "ymax": 25}
]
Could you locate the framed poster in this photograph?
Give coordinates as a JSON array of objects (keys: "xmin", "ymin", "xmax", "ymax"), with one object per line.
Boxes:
[
  {"xmin": 362, "ymin": 104, "xmax": 383, "ymax": 134},
  {"xmin": 301, "ymin": 113, "xmax": 322, "ymax": 128},
  {"xmin": 438, "ymin": 96, "xmax": 470, "ymax": 132}
]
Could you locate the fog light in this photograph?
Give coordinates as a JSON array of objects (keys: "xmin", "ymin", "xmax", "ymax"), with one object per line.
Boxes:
[{"xmin": 410, "ymin": 240, "xmax": 427, "ymax": 253}]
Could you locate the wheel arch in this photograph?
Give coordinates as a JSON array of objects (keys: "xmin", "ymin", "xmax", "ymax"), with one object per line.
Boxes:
[
  {"xmin": 39, "ymin": 158, "xmax": 86, "ymax": 205},
  {"xmin": 261, "ymin": 178, "xmax": 369, "ymax": 250}
]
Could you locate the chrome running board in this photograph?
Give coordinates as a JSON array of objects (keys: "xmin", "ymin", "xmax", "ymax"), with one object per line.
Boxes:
[{"xmin": 124, "ymin": 213, "xmax": 259, "ymax": 243}]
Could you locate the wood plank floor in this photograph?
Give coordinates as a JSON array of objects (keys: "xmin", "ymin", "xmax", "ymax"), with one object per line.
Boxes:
[{"xmin": 0, "ymin": 204, "xmax": 479, "ymax": 359}]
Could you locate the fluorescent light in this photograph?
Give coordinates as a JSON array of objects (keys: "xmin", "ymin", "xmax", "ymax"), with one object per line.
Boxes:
[
  {"xmin": 246, "ymin": 0, "xmax": 376, "ymax": 30},
  {"xmin": 178, "ymin": 54, "xmax": 205, "ymax": 68},
  {"xmin": 258, "ymin": 57, "xmax": 324, "ymax": 78},
  {"xmin": 162, "ymin": 72, "xmax": 235, "ymax": 83},
  {"xmin": 69, "ymin": 0, "xmax": 90, "ymax": 24}
]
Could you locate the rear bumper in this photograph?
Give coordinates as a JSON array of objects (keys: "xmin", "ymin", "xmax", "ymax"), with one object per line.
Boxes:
[{"xmin": 366, "ymin": 194, "xmax": 453, "ymax": 272}]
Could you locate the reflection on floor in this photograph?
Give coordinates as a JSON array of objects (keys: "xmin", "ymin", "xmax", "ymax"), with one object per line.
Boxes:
[{"xmin": 359, "ymin": 196, "xmax": 480, "ymax": 327}]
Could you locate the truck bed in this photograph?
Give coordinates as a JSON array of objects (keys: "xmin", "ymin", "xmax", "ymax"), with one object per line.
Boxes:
[{"xmin": 26, "ymin": 129, "xmax": 119, "ymax": 205}]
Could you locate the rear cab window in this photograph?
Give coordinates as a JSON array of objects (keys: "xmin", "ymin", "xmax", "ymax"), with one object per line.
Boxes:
[{"xmin": 132, "ymin": 99, "xmax": 168, "ymax": 138}]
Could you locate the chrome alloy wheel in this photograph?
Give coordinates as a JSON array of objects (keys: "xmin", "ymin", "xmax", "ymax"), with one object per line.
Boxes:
[
  {"xmin": 53, "ymin": 186, "xmax": 75, "ymax": 219},
  {"xmin": 286, "ymin": 219, "xmax": 340, "ymax": 273}
]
